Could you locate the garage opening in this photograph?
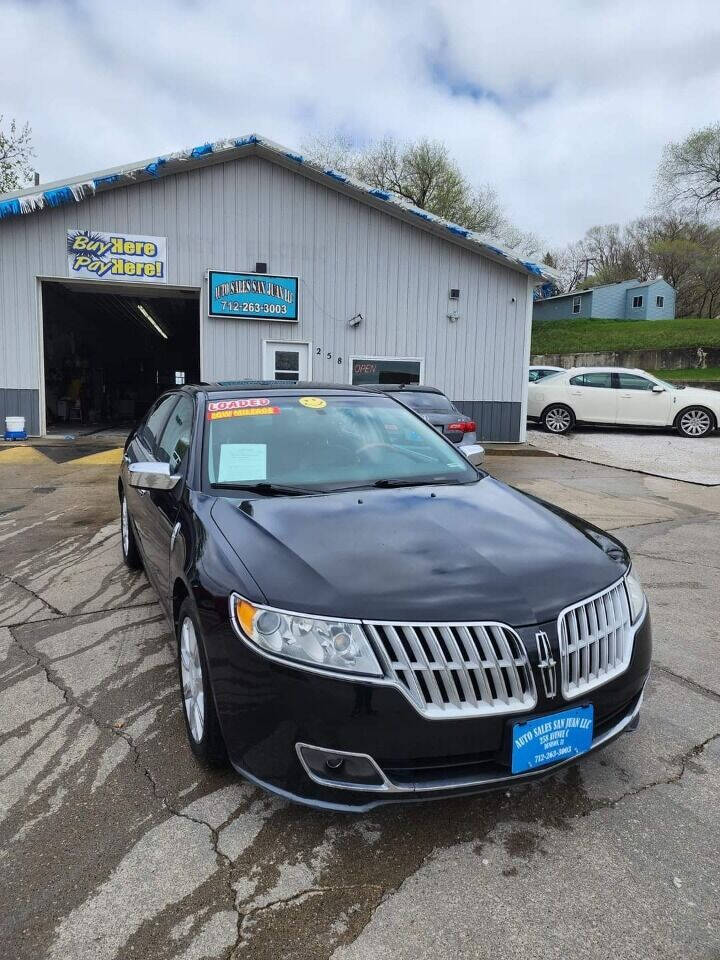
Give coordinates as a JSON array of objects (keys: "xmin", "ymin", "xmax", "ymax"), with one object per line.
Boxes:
[{"xmin": 42, "ymin": 281, "xmax": 200, "ymax": 434}]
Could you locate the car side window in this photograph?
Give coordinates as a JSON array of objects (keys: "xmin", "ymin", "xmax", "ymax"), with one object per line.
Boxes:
[
  {"xmin": 158, "ymin": 395, "xmax": 195, "ymax": 472},
  {"xmin": 617, "ymin": 373, "xmax": 654, "ymax": 391},
  {"xmin": 529, "ymin": 370, "xmax": 540, "ymax": 382},
  {"xmin": 138, "ymin": 394, "xmax": 179, "ymax": 456},
  {"xmin": 569, "ymin": 373, "xmax": 612, "ymax": 388}
]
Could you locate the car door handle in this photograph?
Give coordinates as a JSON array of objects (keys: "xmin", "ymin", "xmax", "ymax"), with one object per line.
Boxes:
[{"xmin": 619, "ymin": 393, "xmax": 633, "ymax": 398}]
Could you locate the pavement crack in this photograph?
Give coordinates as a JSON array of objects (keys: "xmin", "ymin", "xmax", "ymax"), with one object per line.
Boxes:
[
  {"xmin": 232, "ymin": 883, "xmax": 385, "ymax": 957},
  {"xmin": 651, "ymin": 662, "xmax": 720, "ymax": 704},
  {"xmin": 594, "ymin": 731, "xmax": 720, "ymax": 812},
  {"xmin": 0, "ymin": 572, "xmax": 64, "ymax": 618}
]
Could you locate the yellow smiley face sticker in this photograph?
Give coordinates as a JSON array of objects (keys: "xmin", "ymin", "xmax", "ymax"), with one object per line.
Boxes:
[{"xmin": 299, "ymin": 396, "xmax": 327, "ymax": 409}]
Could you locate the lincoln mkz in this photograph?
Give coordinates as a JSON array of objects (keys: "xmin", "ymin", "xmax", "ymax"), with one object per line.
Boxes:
[{"xmin": 119, "ymin": 383, "xmax": 650, "ymax": 810}]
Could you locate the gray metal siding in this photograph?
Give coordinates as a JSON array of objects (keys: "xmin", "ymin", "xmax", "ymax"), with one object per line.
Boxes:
[
  {"xmin": 454, "ymin": 400, "xmax": 521, "ymax": 442},
  {"xmin": 0, "ymin": 155, "xmax": 530, "ymax": 439},
  {"xmin": 0, "ymin": 388, "xmax": 40, "ymax": 435}
]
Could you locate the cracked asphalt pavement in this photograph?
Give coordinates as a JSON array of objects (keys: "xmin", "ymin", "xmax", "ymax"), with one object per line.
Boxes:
[{"xmin": 1, "ymin": 446, "xmax": 719, "ymax": 959}]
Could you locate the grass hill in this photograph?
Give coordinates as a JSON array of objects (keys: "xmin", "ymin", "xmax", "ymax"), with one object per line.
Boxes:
[{"xmin": 531, "ymin": 316, "xmax": 720, "ymax": 355}]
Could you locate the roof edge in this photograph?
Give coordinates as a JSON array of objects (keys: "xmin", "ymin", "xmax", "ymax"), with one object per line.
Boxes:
[{"xmin": 0, "ymin": 132, "xmax": 558, "ymax": 283}]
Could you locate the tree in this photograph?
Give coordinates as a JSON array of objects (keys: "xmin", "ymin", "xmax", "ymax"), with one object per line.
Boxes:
[
  {"xmin": 656, "ymin": 123, "xmax": 720, "ymax": 212},
  {"xmin": 0, "ymin": 116, "xmax": 35, "ymax": 192},
  {"xmin": 301, "ymin": 134, "xmax": 538, "ymax": 253}
]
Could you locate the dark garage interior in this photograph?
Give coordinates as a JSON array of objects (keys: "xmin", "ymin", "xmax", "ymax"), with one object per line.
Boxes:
[{"xmin": 42, "ymin": 281, "xmax": 200, "ymax": 433}]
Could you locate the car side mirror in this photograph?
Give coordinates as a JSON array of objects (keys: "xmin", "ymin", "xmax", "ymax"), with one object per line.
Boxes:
[
  {"xmin": 460, "ymin": 443, "xmax": 485, "ymax": 466},
  {"xmin": 128, "ymin": 461, "xmax": 181, "ymax": 490},
  {"xmin": 651, "ymin": 385, "xmax": 665, "ymax": 393}
]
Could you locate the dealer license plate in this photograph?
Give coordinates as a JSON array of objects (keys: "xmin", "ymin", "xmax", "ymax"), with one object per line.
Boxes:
[{"xmin": 511, "ymin": 704, "xmax": 594, "ymax": 775}]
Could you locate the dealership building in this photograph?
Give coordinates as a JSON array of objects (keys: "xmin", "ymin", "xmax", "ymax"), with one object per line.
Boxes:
[{"xmin": 0, "ymin": 134, "xmax": 553, "ymax": 440}]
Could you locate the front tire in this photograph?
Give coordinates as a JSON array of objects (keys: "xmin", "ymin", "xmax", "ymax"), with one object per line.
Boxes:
[
  {"xmin": 542, "ymin": 404, "xmax": 575, "ymax": 435},
  {"xmin": 120, "ymin": 489, "xmax": 142, "ymax": 569},
  {"xmin": 676, "ymin": 407, "xmax": 715, "ymax": 438},
  {"xmin": 177, "ymin": 599, "xmax": 227, "ymax": 766}
]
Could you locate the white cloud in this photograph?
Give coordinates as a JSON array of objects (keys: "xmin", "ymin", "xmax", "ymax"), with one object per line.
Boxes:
[{"xmin": 3, "ymin": 0, "xmax": 720, "ymax": 244}]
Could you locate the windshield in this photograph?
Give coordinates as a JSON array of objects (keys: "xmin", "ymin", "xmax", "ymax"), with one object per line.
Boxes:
[
  {"xmin": 396, "ymin": 391, "xmax": 456, "ymax": 414},
  {"xmin": 203, "ymin": 393, "xmax": 478, "ymax": 493}
]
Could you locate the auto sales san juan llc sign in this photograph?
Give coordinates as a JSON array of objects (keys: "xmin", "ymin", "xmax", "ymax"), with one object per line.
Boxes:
[
  {"xmin": 209, "ymin": 271, "xmax": 298, "ymax": 321},
  {"xmin": 67, "ymin": 230, "xmax": 167, "ymax": 283}
]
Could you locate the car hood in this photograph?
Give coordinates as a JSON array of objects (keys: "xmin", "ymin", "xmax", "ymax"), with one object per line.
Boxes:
[
  {"xmin": 671, "ymin": 385, "xmax": 720, "ymax": 409},
  {"xmin": 209, "ymin": 477, "xmax": 628, "ymax": 626}
]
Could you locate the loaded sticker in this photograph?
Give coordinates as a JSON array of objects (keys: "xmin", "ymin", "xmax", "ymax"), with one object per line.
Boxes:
[
  {"xmin": 208, "ymin": 398, "xmax": 271, "ymax": 411},
  {"xmin": 298, "ymin": 397, "xmax": 327, "ymax": 409}
]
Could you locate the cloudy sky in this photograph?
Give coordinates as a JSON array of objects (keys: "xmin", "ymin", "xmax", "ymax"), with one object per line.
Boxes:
[{"xmin": 3, "ymin": 0, "xmax": 720, "ymax": 246}]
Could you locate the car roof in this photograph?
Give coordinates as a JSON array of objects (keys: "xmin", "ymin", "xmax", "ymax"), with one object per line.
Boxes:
[
  {"xmin": 564, "ymin": 367, "xmax": 649, "ymax": 374},
  {"xmin": 361, "ymin": 384, "xmax": 445, "ymax": 394},
  {"xmin": 179, "ymin": 380, "xmax": 379, "ymax": 398}
]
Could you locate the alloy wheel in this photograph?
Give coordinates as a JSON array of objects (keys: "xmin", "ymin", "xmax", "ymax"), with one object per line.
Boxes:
[
  {"xmin": 679, "ymin": 409, "xmax": 712, "ymax": 437},
  {"xmin": 545, "ymin": 407, "xmax": 572, "ymax": 433},
  {"xmin": 180, "ymin": 617, "xmax": 205, "ymax": 742}
]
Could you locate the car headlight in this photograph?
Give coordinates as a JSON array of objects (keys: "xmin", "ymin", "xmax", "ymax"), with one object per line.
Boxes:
[
  {"xmin": 624, "ymin": 568, "xmax": 645, "ymax": 624},
  {"xmin": 230, "ymin": 594, "xmax": 383, "ymax": 677}
]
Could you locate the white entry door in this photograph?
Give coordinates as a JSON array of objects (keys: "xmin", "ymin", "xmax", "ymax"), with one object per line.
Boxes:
[{"xmin": 262, "ymin": 340, "xmax": 311, "ymax": 382}]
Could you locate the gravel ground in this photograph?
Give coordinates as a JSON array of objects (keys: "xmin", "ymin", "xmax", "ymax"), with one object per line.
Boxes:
[{"xmin": 528, "ymin": 426, "xmax": 720, "ymax": 485}]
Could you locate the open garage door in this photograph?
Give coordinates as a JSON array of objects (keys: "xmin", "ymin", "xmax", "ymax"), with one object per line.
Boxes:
[{"xmin": 41, "ymin": 281, "xmax": 200, "ymax": 434}]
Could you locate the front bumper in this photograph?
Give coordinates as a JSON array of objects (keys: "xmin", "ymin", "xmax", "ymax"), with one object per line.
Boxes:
[{"xmin": 203, "ymin": 604, "xmax": 652, "ymax": 811}]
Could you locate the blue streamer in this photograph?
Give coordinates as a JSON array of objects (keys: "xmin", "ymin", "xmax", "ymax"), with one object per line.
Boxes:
[
  {"xmin": 447, "ymin": 224, "xmax": 469, "ymax": 237},
  {"xmin": 93, "ymin": 174, "xmax": 122, "ymax": 188},
  {"xmin": 43, "ymin": 187, "xmax": 73, "ymax": 207},
  {"xmin": 521, "ymin": 261, "xmax": 543, "ymax": 276},
  {"xmin": 408, "ymin": 207, "xmax": 432, "ymax": 220},
  {"xmin": 144, "ymin": 157, "xmax": 167, "ymax": 177},
  {"xmin": 190, "ymin": 143, "xmax": 213, "ymax": 158},
  {"xmin": 324, "ymin": 169, "xmax": 347, "ymax": 182},
  {"xmin": 369, "ymin": 188, "xmax": 391, "ymax": 201},
  {"xmin": 285, "ymin": 152, "xmax": 303, "ymax": 164},
  {"xmin": 0, "ymin": 198, "xmax": 21, "ymax": 218},
  {"xmin": 235, "ymin": 135, "xmax": 258, "ymax": 147}
]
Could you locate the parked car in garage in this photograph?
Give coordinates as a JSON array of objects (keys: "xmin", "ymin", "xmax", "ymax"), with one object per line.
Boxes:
[
  {"xmin": 364, "ymin": 384, "xmax": 479, "ymax": 448},
  {"xmin": 119, "ymin": 381, "xmax": 650, "ymax": 810},
  {"xmin": 528, "ymin": 366, "xmax": 720, "ymax": 438},
  {"xmin": 529, "ymin": 365, "xmax": 565, "ymax": 382}
]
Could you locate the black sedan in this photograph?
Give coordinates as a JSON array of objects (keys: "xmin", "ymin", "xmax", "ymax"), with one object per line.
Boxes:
[{"xmin": 119, "ymin": 382, "xmax": 651, "ymax": 811}]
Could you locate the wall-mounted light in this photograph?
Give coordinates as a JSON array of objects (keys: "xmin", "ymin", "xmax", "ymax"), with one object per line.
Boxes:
[
  {"xmin": 137, "ymin": 303, "xmax": 168, "ymax": 340},
  {"xmin": 348, "ymin": 313, "xmax": 363, "ymax": 327}
]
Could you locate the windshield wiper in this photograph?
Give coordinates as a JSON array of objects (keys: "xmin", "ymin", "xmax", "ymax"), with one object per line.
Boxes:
[
  {"xmin": 210, "ymin": 481, "xmax": 317, "ymax": 496},
  {"xmin": 373, "ymin": 476, "xmax": 464, "ymax": 489}
]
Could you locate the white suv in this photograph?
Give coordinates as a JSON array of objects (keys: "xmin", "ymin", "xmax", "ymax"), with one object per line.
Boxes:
[{"xmin": 527, "ymin": 367, "xmax": 719, "ymax": 438}]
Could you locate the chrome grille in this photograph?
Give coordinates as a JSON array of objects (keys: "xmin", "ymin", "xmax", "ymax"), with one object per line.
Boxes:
[
  {"xmin": 363, "ymin": 621, "xmax": 537, "ymax": 719},
  {"xmin": 558, "ymin": 580, "xmax": 633, "ymax": 699}
]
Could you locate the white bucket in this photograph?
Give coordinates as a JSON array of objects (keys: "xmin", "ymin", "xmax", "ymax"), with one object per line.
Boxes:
[{"xmin": 5, "ymin": 416, "xmax": 25, "ymax": 433}]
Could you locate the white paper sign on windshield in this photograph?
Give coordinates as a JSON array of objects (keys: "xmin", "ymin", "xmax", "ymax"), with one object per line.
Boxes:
[{"xmin": 218, "ymin": 444, "xmax": 267, "ymax": 483}]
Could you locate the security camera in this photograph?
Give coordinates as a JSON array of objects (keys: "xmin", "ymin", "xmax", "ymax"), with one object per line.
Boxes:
[{"xmin": 348, "ymin": 313, "xmax": 363, "ymax": 327}]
